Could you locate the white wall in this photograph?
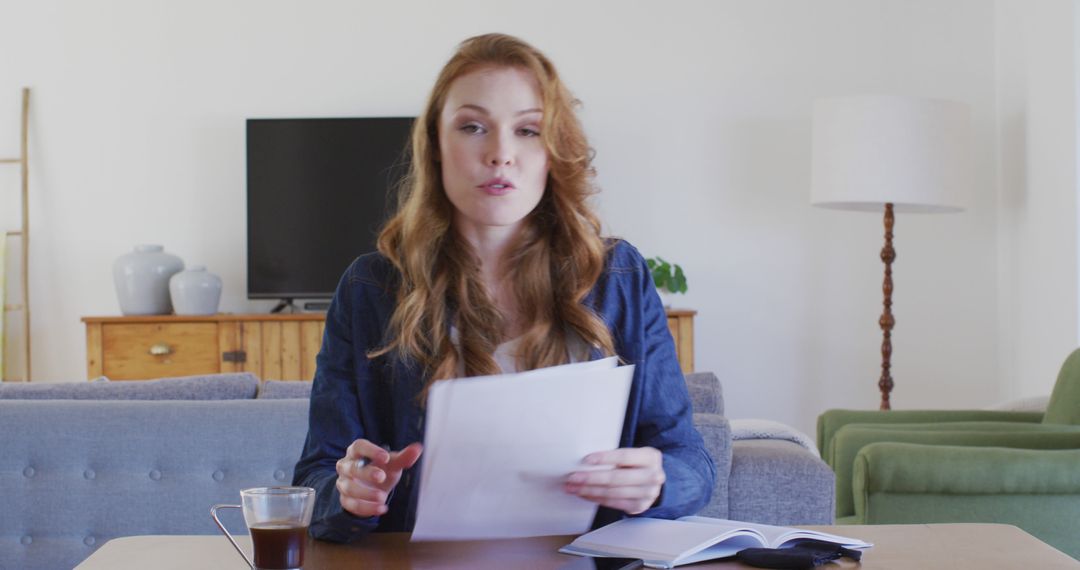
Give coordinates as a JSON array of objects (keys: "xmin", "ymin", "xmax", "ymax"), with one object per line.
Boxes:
[
  {"xmin": 0, "ymin": 0, "xmax": 1071, "ymax": 436},
  {"xmin": 995, "ymin": 0, "xmax": 1080, "ymax": 401}
]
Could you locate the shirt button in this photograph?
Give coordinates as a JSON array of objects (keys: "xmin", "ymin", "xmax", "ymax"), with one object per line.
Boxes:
[
  {"xmin": 149, "ymin": 470, "xmax": 162, "ymax": 481},
  {"xmin": 84, "ymin": 469, "xmax": 96, "ymax": 480},
  {"xmin": 274, "ymin": 470, "xmax": 286, "ymax": 481},
  {"xmin": 84, "ymin": 536, "xmax": 96, "ymax": 546},
  {"xmin": 212, "ymin": 470, "xmax": 225, "ymax": 482},
  {"xmin": 23, "ymin": 466, "xmax": 35, "ymax": 478},
  {"xmin": 21, "ymin": 536, "xmax": 32, "ymax": 546}
]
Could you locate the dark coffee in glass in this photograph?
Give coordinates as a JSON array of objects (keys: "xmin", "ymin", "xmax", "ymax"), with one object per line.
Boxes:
[
  {"xmin": 212, "ymin": 487, "xmax": 316, "ymax": 570},
  {"xmin": 251, "ymin": 523, "xmax": 307, "ymax": 570}
]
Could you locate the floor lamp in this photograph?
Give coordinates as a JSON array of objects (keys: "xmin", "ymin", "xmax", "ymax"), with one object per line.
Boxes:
[{"xmin": 810, "ymin": 95, "xmax": 970, "ymax": 410}]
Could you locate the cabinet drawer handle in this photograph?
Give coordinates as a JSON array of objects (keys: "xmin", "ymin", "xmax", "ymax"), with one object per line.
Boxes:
[{"xmin": 149, "ymin": 343, "xmax": 173, "ymax": 356}]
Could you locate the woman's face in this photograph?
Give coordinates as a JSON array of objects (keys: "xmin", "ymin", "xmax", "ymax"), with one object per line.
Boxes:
[{"xmin": 438, "ymin": 66, "xmax": 549, "ymax": 239}]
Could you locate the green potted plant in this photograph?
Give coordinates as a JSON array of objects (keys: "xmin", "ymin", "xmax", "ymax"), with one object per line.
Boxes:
[{"xmin": 645, "ymin": 256, "xmax": 687, "ymax": 308}]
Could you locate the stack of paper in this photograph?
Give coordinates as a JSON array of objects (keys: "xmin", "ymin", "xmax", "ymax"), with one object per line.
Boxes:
[{"xmin": 411, "ymin": 358, "xmax": 635, "ymax": 541}]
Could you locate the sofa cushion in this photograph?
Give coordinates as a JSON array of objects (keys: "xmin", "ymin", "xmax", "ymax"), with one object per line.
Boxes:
[
  {"xmin": 0, "ymin": 373, "xmax": 259, "ymax": 400},
  {"xmin": 257, "ymin": 380, "xmax": 314, "ymax": 399},
  {"xmin": 692, "ymin": 412, "xmax": 732, "ymax": 519},
  {"xmin": 728, "ymin": 439, "xmax": 835, "ymax": 526}
]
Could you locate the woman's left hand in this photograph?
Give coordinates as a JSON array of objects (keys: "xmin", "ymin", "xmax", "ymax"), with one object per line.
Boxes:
[{"xmin": 564, "ymin": 447, "xmax": 665, "ymax": 514}]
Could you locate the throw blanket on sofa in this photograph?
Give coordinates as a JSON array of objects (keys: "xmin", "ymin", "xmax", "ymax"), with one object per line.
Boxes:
[{"xmin": 730, "ymin": 419, "xmax": 819, "ymax": 457}]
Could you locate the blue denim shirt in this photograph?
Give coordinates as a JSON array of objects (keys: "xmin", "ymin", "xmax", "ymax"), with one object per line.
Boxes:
[{"xmin": 293, "ymin": 239, "xmax": 716, "ymax": 542}]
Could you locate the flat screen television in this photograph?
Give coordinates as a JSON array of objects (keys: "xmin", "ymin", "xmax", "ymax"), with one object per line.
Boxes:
[{"xmin": 246, "ymin": 117, "xmax": 414, "ymax": 304}]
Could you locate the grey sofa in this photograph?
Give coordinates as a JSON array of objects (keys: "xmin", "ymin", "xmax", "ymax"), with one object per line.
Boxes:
[{"xmin": 0, "ymin": 371, "xmax": 833, "ymax": 570}]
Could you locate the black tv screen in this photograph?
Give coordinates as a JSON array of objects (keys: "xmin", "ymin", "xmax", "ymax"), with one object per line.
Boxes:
[{"xmin": 246, "ymin": 117, "xmax": 414, "ymax": 300}]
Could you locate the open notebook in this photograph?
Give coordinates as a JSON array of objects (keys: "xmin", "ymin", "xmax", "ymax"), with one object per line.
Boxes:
[{"xmin": 560, "ymin": 516, "xmax": 872, "ymax": 569}]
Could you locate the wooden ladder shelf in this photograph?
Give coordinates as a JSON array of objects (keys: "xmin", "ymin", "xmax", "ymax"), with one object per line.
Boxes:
[{"xmin": 2, "ymin": 87, "xmax": 31, "ymax": 381}]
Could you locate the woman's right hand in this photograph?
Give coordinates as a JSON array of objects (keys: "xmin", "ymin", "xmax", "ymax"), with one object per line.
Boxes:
[{"xmin": 335, "ymin": 439, "xmax": 423, "ymax": 518}]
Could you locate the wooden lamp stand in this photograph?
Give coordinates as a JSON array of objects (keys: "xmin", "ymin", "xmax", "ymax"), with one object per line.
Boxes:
[{"xmin": 878, "ymin": 203, "xmax": 895, "ymax": 410}]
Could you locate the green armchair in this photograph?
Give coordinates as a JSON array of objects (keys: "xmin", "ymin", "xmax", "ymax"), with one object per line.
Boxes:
[{"xmin": 817, "ymin": 348, "xmax": 1080, "ymax": 559}]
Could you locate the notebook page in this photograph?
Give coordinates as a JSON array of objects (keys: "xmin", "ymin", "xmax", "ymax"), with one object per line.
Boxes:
[
  {"xmin": 679, "ymin": 516, "xmax": 872, "ymax": 549},
  {"xmin": 570, "ymin": 518, "xmax": 765, "ymax": 561}
]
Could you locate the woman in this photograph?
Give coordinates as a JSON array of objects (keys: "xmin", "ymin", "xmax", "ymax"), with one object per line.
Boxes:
[{"xmin": 293, "ymin": 33, "xmax": 715, "ymax": 542}]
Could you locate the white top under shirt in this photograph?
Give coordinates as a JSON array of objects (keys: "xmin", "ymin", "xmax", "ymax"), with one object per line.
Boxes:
[{"xmin": 451, "ymin": 327, "xmax": 588, "ymax": 375}]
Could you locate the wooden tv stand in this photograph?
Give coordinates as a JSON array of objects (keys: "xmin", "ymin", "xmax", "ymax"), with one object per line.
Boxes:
[{"xmin": 82, "ymin": 310, "xmax": 695, "ymax": 381}]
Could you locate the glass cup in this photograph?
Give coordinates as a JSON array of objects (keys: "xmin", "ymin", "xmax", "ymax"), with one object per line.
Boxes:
[{"xmin": 211, "ymin": 486, "xmax": 316, "ymax": 570}]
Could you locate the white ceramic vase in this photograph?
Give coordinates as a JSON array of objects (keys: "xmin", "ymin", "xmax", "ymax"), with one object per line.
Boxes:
[
  {"xmin": 113, "ymin": 245, "xmax": 184, "ymax": 315},
  {"xmin": 169, "ymin": 266, "xmax": 223, "ymax": 316}
]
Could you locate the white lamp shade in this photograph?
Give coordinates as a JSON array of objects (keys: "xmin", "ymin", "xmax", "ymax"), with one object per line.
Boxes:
[{"xmin": 811, "ymin": 95, "xmax": 971, "ymax": 213}]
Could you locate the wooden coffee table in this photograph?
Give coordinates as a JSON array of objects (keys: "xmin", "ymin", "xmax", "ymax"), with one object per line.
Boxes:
[{"xmin": 75, "ymin": 523, "xmax": 1079, "ymax": 569}]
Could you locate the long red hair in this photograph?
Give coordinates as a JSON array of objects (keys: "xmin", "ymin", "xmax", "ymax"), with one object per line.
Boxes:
[{"xmin": 373, "ymin": 33, "xmax": 615, "ymax": 387}]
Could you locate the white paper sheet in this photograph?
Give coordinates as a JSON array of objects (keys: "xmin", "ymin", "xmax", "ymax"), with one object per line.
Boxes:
[{"xmin": 411, "ymin": 358, "xmax": 634, "ymax": 541}]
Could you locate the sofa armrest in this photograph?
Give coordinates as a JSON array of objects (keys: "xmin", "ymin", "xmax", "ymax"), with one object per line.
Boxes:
[
  {"xmin": 692, "ymin": 412, "xmax": 732, "ymax": 519},
  {"xmin": 831, "ymin": 422, "xmax": 1080, "ymax": 518},
  {"xmin": 686, "ymin": 372, "xmax": 724, "ymax": 415},
  {"xmin": 817, "ymin": 409, "xmax": 1044, "ymax": 466},
  {"xmin": 728, "ymin": 439, "xmax": 835, "ymax": 525},
  {"xmin": 852, "ymin": 442, "xmax": 1080, "ymax": 558}
]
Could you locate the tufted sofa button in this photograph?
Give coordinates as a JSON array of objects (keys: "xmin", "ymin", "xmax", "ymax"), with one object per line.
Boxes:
[
  {"xmin": 23, "ymin": 466, "xmax": 35, "ymax": 478},
  {"xmin": 84, "ymin": 536, "xmax": 96, "ymax": 546},
  {"xmin": 149, "ymin": 469, "xmax": 162, "ymax": 481},
  {"xmin": 84, "ymin": 469, "xmax": 96, "ymax": 480},
  {"xmin": 212, "ymin": 470, "xmax": 224, "ymax": 482},
  {"xmin": 21, "ymin": 536, "xmax": 32, "ymax": 546},
  {"xmin": 274, "ymin": 469, "xmax": 286, "ymax": 481}
]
